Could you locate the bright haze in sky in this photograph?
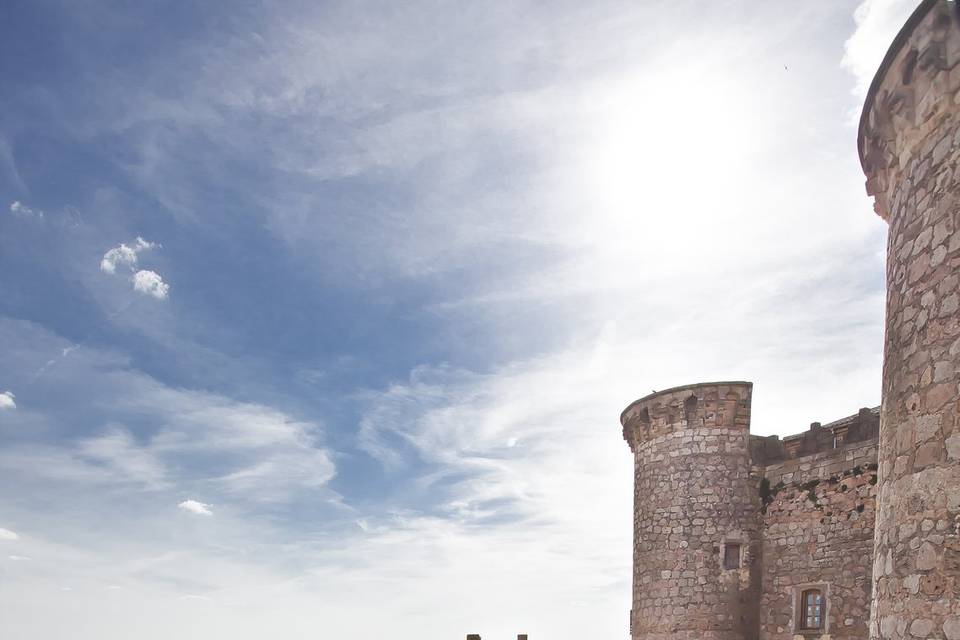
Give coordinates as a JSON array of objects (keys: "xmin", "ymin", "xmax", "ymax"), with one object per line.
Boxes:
[{"xmin": 0, "ymin": 1, "xmax": 917, "ymax": 638}]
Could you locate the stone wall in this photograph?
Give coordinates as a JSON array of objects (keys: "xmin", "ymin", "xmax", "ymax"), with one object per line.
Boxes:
[
  {"xmin": 622, "ymin": 386, "xmax": 880, "ymax": 640},
  {"xmin": 621, "ymin": 4, "xmax": 960, "ymax": 639},
  {"xmin": 622, "ymin": 382, "xmax": 760, "ymax": 640},
  {"xmin": 858, "ymin": 1, "xmax": 960, "ymax": 638},
  {"xmin": 759, "ymin": 442, "xmax": 879, "ymax": 640},
  {"xmin": 751, "ymin": 409, "xmax": 880, "ymax": 467}
]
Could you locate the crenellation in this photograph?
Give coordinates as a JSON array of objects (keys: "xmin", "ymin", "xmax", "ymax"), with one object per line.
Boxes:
[
  {"xmin": 750, "ymin": 408, "xmax": 880, "ymax": 468},
  {"xmin": 623, "ymin": 382, "xmax": 880, "ymax": 640},
  {"xmin": 623, "ymin": 382, "xmax": 760, "ymax": 640},
  {"xmin": 623, "ymin": 407, "xmax": 887, "ymax": 640}
]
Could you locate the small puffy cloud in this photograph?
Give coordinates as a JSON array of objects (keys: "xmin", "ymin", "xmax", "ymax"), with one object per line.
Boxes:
[
  {"xmin": 9, "ymin": 200, "xmax": 44, "ymax": 218},
  {"xmin": 100, "ymin": 240, "xmax": 170, "ymax": 300},
  {"xmin": 0, "ymin": 391, "xmax": 15, "ymax": 410},
  {"xmin": 178, "ymin": 500, "xmax": 212, "ymax": 516},
  {"xmin": 100, "ymin": 237, "xmax": 156, "ymax": 274},
  {"xmin": 0, "ymin": 528, "xmax": 19, "ymax": 541},
  {"xmin": 132, "ymin": 269, "xmax": 170, "ymax": 299},
  {"xmin": 8, "ymin": 555, "xmax": 30, "ymax": 561}
]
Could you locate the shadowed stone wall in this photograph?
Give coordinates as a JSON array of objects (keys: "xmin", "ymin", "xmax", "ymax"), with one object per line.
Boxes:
[{"xmin": 858, "ymin": 1, "xmax": 960, "ymax": 638}]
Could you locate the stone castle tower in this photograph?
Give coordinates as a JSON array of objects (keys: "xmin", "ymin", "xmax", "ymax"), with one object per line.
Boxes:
[
  {"xmin": 621, "ymin": 382, "xmax": 760, "ymax": 640},
  {"xmin": 858, "ymin": 1, "xmax": 960, "ymax": 638},
  {"xmin": 621, "ymin": 2, "xmax": 960, "ymax": 639}
]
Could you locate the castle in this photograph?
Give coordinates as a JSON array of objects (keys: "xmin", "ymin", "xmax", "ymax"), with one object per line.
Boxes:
[{"xmin": 622, "ymin": 2, "xmax": 960, "ymax": 639}]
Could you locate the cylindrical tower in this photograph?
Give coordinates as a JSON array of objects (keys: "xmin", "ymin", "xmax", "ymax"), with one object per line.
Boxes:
[
  {"xmin": 858, "ymin": 2, "xmax": 960, "ymax": 638},
  {"xmin": 621, "ymin": 381, "xmax": 760, "ymax": 640}
]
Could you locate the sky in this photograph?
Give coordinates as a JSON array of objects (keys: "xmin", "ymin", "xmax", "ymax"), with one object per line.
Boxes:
[{"xmin": 0, "ymin": 0, "xmax": 920, "ymax": 638}]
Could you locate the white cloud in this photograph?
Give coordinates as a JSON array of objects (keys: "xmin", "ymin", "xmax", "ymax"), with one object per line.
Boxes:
[
  {"xmin": 0, "ymin": 322, "xmax": 337, "ymax": 506},
  {"xmin": 0, "ymin": 391, "xmax": 15, "ymax": 410},
  {"xmin": 178, "ymin": 500, "xmax": 213, "ymax": 516},
  {"xmin": 9, "ymin": 200, "xmax": 43, "ymax": 218},
  {"xmin": 0, "ymin": 528, "xmax": 19, "ymax": 541},
  {"xmin": 0, "ymin": 4, "xmax": 894, "ymax": 640},
  {"xmin": 100, "ymin": 237, "xmax": 156, "ymax": 274},
  {"xmin": 79, "ymin": 428, "xmax": 168, "ymax": 489},
  {"xmin": 8, "ymin": 555, "xmax": 30, "ymax": 561},
  {"xmin": 99, "ymin": 238, "xmax": 171, "ymax": 300},
  {"xmin": 132, "ymin": 269, "xmax": 170, "ymax": 299},
  {"xmin": 842, "ymin": 0, "xmax": 919, "ymax": 98}
]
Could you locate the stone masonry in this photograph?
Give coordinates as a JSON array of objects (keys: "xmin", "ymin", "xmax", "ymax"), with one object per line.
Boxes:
[
  {"xmin": 621, "ymin": 2, "xmax": 960, "ymax": 639},
  {"xmin": 622, "ymin": 383, "xmax": 880, "ymax": 640},
  {"xmin": 621, "ymin": 382, "xmax": 760, "ymax": 640},
  {"xmin": 859, "ymin": 1, "xmax": 960, "ymax": 638}
]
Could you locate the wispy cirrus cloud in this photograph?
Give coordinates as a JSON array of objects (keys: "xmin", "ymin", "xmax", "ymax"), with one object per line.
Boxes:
[
  {"xmin": 0, "ymin": 2, "xmax": 894, "ymax": 639},
  {"xmin": 0, "ymin": 319, "xmax": 337, "ymax": 508},
  {"xmin": 78, "ymin": 428, "xmax": 168, "ymax": 489},
  {"xmin": 9, "ymin": 200, "xmax": 43, "ymax": 219}
]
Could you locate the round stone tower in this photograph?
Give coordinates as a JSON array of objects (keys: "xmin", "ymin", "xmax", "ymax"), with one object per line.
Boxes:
[
  {"xmin": 621, "ymin": 381, "xmax": 760, "ymax": 640},
  {"xmin": 858, "ymin": 1, "xmax": 960, "ymax": 638}
]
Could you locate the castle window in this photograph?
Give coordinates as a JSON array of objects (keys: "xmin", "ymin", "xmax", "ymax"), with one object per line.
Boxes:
[
  {"xmin": 800, "ymin": 589, "xmax": 825, "ymax": 631},
  {"xmin": 723, "ymin": 543, "xmax": 741, "ymax": 569}
]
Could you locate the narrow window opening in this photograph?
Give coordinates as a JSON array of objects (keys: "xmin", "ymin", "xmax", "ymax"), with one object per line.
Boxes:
[
  {"xmin": 800, "ymin": 589, "xmax": 824, "ymax": 630},
  {"xmin": 723, "ymin": 543, "xmax": 741, "ymax": 570}
]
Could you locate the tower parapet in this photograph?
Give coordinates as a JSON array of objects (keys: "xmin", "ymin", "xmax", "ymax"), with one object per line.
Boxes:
[
  {"xmin": 622, "ymin": 381, "xmax": 760, "ymax": 640},
  {"xmin": 622, "ymin": 381, "xmax": 753, "ymax": 452},
  {"xmin": 858, "ymin": 2, "xmax": 960, "ymax": 638}
]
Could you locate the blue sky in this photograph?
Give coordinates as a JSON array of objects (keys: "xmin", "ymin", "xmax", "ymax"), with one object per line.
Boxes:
[{"xmin": 0, "ymin": 1, "xmax": 917, "ymax": 638}]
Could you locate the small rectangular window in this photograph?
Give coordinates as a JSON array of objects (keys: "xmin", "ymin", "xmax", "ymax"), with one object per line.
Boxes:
[
  {"xmin": 801, "ymin": 589, "xmax": 824, "ymax": 630},
  {"xmin": 723, "ymin": 543, "xmax": 741, "ymax": 569}
]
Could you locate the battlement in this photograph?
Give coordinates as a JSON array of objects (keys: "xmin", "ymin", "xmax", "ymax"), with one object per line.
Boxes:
[
  {"xmin": 858, "ymin": 0, "xmax": 960, "ymax": 220},
  {"xmin": 620, "ymin": 381, "xmax": 752, "ymax": 453},
  {"xmin": 749, "ymin": 406, "xmax": 880, "ymax": 466},
  {"xmin": 621, "ymin": 382, "xmax": 882, "ymax": 640}
]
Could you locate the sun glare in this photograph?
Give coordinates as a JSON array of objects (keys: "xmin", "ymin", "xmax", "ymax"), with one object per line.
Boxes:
[{"xmin": 570, "ymin": 65, "xmax": 760, "ymax": 286}]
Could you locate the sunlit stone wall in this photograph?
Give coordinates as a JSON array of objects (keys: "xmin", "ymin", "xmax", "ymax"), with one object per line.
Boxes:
[
  {"xmin": 858, "ymin": 1, "xmax": 960, "ymax": 638},
  {"xmin": 621, "ymin": 382, "xmax": 760, "ymax": 640}
]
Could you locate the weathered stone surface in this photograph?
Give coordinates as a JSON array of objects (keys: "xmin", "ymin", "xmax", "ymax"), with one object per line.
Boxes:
[
  {"xmin": 909, "ymin": 618, "xmax": 934, "ymax": 637},
  {"xmin": 622, "ymin": 382, "xmax": 761, "ymax": 640},
  {"xmin": 623, "ymin": 385, "xmax": 879, "ymax": 640},
  {"xmin": 943, "ymin": 617, "xmax": 960, "ymax": 640},
  {"xmin": 620, "ymin": 4, "xmax": 960, "ymax": 639},
  {"xmin": 858, "ymin": 1, "xmax": 960, "ymax": 638},
  {"xmin": 946, "ymin": 433, "xmax": 960, "ymax": 460},
  {"xmin": 916, "ymin": 542, "xmax": 939, "ymax": 571}
]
